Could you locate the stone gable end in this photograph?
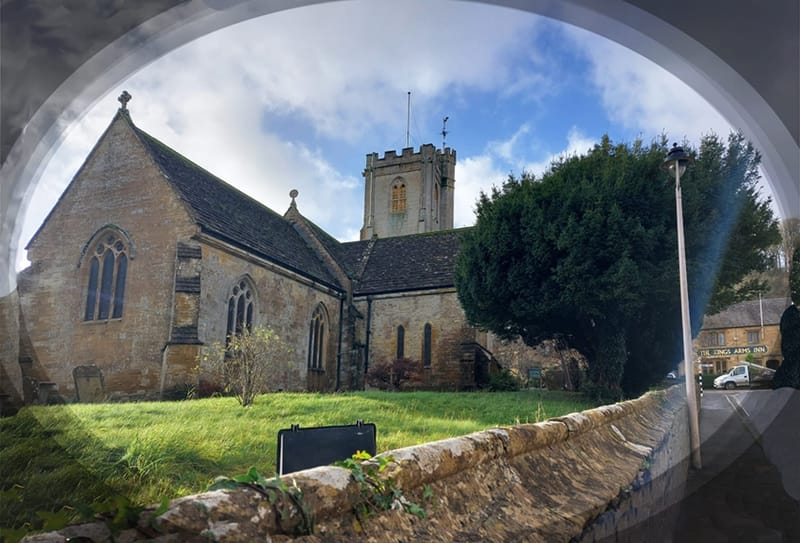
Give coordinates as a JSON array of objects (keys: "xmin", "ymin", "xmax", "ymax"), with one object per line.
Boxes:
[{"xmin": 18, "ymin": 112, "xmax": 199, "ymax": 400}]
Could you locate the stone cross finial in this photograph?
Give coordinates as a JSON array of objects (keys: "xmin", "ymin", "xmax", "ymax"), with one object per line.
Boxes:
[
  {"xmin": 289, "ymin": 189, "xmax": 299, "ymax": 207},
  {"xmin": 118, "ymin": 90, "xmax": 131, "ymax": 110}
]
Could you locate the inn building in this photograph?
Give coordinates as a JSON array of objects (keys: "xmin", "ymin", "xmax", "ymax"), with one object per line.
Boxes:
[{"xmin": 694, "ymin": 297, "xmax": 790, "ymax": 375}]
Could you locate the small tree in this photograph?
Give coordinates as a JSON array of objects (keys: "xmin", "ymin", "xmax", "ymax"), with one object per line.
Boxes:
[{"xmin": 200, "ymin": 325, "xmax": 297, "ymax": 406}]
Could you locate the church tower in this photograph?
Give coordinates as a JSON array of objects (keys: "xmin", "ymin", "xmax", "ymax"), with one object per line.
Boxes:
[{"xmin": 360, "ymin": 144, "xmax": 456, "ymax": 240}]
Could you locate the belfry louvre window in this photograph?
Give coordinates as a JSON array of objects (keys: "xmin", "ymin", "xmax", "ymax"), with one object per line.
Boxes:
[
  {"xmin": 226, "ymin": 279, "xmax": 254, "ymax": 345},
  {"xmin": 391, "ymin": 182, "xmax": 407, "ymax": 213},
  {"xmin": 307, "ymin": 304, "xmax": 327, "ymax": 371},
  {"xmin": 84, "ymin": 231, "xmax": 129, "ymax": 321}
]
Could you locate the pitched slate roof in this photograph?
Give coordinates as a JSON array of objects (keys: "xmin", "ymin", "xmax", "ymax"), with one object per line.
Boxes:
[
  {"xmin": 127, "ymin": 114, "xmax": 343, "ymax": 291},
  {"xmin": 702, "ymin": 298, "xmax": 792, "ymax": 329},
  {"xmin": 114, "ymin": 110, "xmax": 469, "ymax": 296},
  {"xmin": 343, "ymin": 229, "xmax": 466, "ymax": 295}
]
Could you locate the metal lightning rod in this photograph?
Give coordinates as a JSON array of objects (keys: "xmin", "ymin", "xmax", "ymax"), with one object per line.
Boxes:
[{"xmin": 406, "ymin": 91, "xmax": 411, "ymax": 148}]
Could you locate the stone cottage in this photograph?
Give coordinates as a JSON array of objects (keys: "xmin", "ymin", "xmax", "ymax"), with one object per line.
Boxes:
[{"xmin": 1, "ymin": 94, "xmax": 527, "ymax": 405}]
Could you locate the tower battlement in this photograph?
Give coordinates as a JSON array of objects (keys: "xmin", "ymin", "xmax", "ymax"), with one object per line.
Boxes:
[
  {"xmin": 368, "ymin": 144, "xmax": 456, "ymax": 167},
  {"xmin": 361, "ymin": 142, "xmax": 457, "ymax": 241}
]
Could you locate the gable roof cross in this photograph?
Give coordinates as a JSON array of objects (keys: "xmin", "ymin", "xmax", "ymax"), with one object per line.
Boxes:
[{"xmin": 118, "ymin": 90, "xmax": 131, "ymax": 110}]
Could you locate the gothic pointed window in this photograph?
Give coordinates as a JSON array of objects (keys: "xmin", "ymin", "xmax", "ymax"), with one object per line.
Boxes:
[
  {"xmin": 307, "ymin": 304, "xmax": 328, "ymax": 371},
  {"xmin": 423, "ymin": 323, "xmax": 432, "ymax": 367},
  {"xmin": 396, "ymin": 325, "xmax": 405, "ymax": 359},
  {"xmin": 226, "ymin": 278, "xmax": 255, "ymax": 346},
  {"xmin": 391, "ymin": 180, "xmax": 407, "ymax": 213},
  {"xmin": 83, "ymin": 229, "xmax": 131, "ymax": 321}
]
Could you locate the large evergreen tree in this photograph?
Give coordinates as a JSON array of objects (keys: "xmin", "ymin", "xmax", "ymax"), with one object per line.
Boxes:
[{"xmin": 456, "ymin": 133, "xmax": 780, "ymax": 398}]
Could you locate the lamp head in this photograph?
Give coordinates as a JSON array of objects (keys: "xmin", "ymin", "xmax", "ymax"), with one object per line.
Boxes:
[{"xmin": 662, "ymin": 142, "xmax": 691, "ymax": 177}]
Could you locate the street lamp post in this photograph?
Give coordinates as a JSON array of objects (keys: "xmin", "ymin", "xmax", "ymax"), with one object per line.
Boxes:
[{"xmin": 663, "ymin": 143, "xmax": 702, "ymax": 470}]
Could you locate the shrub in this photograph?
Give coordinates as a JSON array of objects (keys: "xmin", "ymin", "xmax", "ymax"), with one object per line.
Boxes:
[
  {"xmin": 487, "ymin": 369, "xmax": 521, "ymax": 392},
  {"xmin": 366, "ymin": 358, "xmax": 423, "ymax": 391},
  {"xmin": 199, "ymin": 325, "xmax": 297, "ymax": 406}
]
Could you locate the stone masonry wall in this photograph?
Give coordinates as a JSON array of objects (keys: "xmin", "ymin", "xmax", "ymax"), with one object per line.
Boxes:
[
  {"xmin": 17, "ymin": 116, "xmax": 198, "ymax": 401},
  {"xmin": 197, "ymin": 242, "xmax": 343, "ymax": 392},
  {"xmin": 356, "ymin": 289, "xmax": 475, "ymax": 389},
  {"xmin": 25, "ymin": 387, "xmax": 689, "ymax": 542},
  {"xmin": 0, "ymin": 290, "xmax": 23, "ymax": 409}
]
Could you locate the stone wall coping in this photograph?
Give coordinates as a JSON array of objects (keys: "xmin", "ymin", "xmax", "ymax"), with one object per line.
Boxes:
[{"xmin": 21, "ymin": 386, "xmax": 685, "ymax": 542}]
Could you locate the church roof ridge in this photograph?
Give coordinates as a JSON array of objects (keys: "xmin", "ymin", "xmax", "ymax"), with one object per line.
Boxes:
[
  {"xmin": 349, "ymin": 229, "xmax": 467, "ymax": 296},
  {"xmin": 128, "ymin": 116, "xmax": 344, "ymax": 291}
]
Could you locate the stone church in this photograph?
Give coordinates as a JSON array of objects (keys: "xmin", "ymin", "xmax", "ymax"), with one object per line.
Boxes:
[{"xmin": 0, "ymin": 94, "xmax": 529, "ymax": 406}]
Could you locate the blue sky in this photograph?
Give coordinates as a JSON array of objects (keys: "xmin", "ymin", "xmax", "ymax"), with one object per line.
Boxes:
[{"xmin": 18, "ymin": 0, "xmax": 742, "ymax": 271}]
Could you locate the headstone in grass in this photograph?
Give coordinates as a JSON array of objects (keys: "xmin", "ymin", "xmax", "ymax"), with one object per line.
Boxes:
[
  {"xmin": 277, "ymin": 420, "xmax": 376, "ymax": 475},
  {"xmin": 73, "ymin": 365, "xmax": 104, "ymax": 403}
]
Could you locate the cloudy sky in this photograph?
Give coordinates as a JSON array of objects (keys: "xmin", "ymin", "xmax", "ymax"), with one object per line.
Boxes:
[{"xmin": 17, "ymin": 0, "xmax": 741, "ymax": 271}]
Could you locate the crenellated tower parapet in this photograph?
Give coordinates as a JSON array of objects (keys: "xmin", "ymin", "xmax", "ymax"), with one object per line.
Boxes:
[{"xmin": 360, "ymin": 143, "xmax": 456, "ymax": 240}]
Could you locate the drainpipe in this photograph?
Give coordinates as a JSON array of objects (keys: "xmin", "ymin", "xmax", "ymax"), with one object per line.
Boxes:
[
  {"xmin": 336, "ymin": 294, "xmax": 344, "ymax": 390},
  {"xmin": 364, "ymin": 297, "xmax": 373, "ymax": 376}
]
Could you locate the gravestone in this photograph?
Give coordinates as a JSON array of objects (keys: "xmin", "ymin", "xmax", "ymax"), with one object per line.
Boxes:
[
  {"xmin": 73, "ymin": 365, "xmax": 104, "ymax": 403},
  {"xmin": 276, "ymin": 420, "xmax": 376, "ymax": 475}
]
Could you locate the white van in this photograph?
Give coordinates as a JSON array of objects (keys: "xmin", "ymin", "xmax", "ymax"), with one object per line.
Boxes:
[{"xmin": 713, "ymin": 364, "xmax": 775, "ymax": 390}]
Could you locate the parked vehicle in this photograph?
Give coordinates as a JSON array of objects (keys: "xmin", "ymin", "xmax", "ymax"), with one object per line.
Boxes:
[{"xmin": 713, "ymin": 363, "xmax": 775, "ymax": 390}]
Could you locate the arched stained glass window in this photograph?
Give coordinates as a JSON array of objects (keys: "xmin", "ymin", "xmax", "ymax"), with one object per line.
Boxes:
[
  {"xmin": 307, "ymin": 304, "xmax": 328, "ymax": 370},
  {"xmin": 226, "ymin": 279, "xmax": 255, "ymax": 346},
  {"xmin": 83, "ymin": 230, "xmax": 130, "ymax": 321}
]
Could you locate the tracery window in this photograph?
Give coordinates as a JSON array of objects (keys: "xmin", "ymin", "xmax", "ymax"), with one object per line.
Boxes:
[
  {"xmin": 307, "ymin": 304, "xmax": 328, "ymax": 371},
  {"xmin": 396, "ymin": 325, "xmax": 405, "ymax": 359},
  {"xmin": 84, "ymin": 230, "xmax": 130, "ymax": 321},
  {"xmin": 226, "ymin": 278, "xmax": 255, "ymax": 345},
  {"xmin": 391, "ymin": 180, "xmax": 407, "ymax": 213}
]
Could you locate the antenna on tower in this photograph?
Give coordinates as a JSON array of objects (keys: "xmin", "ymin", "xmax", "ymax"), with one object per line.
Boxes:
[
  {"xmin": 441, "ymin": 116, "xmax": 449, "ymax": 149},
  {"xmin": 406, "ymin": 91, "xmax": 411, "ymax": 148}
]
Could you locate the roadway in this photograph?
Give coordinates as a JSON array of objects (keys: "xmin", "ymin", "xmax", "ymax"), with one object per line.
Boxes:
[{"xmin": 671, "ymin": 388, "xmax": 800, "ymax": 542}]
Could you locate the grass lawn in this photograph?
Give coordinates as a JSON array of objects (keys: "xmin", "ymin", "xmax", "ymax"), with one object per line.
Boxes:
[{"xmin": 0, "ymin": 389, "xmax": 596, "ymax": 533}]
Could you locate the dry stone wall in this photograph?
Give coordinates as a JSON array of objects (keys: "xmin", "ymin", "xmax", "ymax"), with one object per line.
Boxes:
[{"xmin": 24, "ymin": 387, "xmax": 689, "ymax": 542}]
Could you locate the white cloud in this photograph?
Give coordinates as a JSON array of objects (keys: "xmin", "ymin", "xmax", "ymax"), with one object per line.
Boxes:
[
  {"xmin": 520, "ymin": 126, "xmax": 596, "ymax": 177},
  {"xmin": 453, "ymin": 125, "xmax": 598, "ymax": 228},
  {"xmin": 453, "ymin": 153, "xmax": 507, "ymax": 227},
  {"xmin": 17, "ymin": 0, "xmax": 548, "ymax": 271},
  {"xmin": 488, "ymin": 123, "xmax": 530, "ymax": 163},
  {"xmin": 563, "ymin": 25, "xmax": 732, "ymax": 142}
]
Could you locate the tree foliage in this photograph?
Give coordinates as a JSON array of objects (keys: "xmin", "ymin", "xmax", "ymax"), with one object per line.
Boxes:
[
  {"xmin": 455, "ymin": 133, "xmax": 780, "ymax": 398},
  {"xmin": 200, "ymin": 325, "xmax": 297, "ymax": 406},
  {"xmin": 773, "ymin": 302, "xmax": 800, "ymax": 389}
]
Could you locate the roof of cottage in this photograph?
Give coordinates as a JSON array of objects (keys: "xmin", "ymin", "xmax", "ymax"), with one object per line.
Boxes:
[{"xmin": 701, "ymin": 297, "xmax": 793, "ymax": 329}]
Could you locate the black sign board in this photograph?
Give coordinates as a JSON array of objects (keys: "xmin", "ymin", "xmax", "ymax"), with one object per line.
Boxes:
[{"xmin": 276, "ymin": 420, "xmax": 377, "ymax": 475}]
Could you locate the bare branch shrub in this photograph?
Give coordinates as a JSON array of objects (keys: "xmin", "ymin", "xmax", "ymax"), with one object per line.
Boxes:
[
  {"xmin": 199, "ymin": 325, "xmax": 299, "ymax": 406},
  {"xmin": 366, "ymin": 358, "xmax": 424, "ymax": 391}
]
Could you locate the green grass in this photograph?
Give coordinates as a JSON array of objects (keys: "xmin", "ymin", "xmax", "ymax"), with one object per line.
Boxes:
[{"xmin": 0, "ymin": 389, "xmax": 595, "ymax": 532}]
